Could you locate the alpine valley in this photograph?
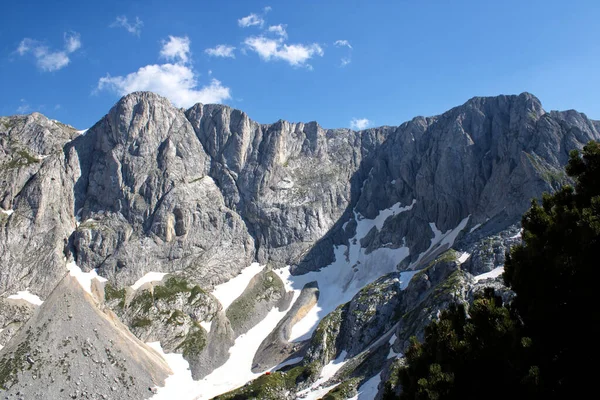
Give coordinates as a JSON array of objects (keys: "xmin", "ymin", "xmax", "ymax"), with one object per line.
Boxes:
[{"xmin": 0, "ymin": 91, "xmax": 598, "ymax": 399}]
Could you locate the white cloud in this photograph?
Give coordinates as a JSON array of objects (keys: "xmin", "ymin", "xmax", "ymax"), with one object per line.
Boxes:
[
  {"xmin": 334, "ymin": 39, "xmax": 352, "ymax": 49},
  {"xmin": 110, "ymin": 15, "xmax": 143, "ymax": 36},
  {"xmin": 341, "ymin": 57, "xmax": 351, "ymax": 67},
  {"xmin": 350, "ymin": 118, "xmax": 370, "ymax": 130},
  {"xmin": 98, "ymin": 65, "xmax": 230, "ymax": 107},
  {"xmin": 97, "ymin": 36, "xmax": 230, "ymax": 107},
  {"xmin": 205, "ymin": 44, "xmax": 236, "ymax": 58},
  {"xmin": 267, "ymin": 24, "xmax": 287, "ymax": 38},
  {"xmin": 17, "ymin": 99, "xmax": 30, "ymax": 114},
  {"xmin": 16, "ymin": 32, "xmax": 82, "ymax": 72},
  {"xmin": 64, "ymin": 32, "xmax": 81, "ymax": 53},
  {"xmin": 238, "ymin": 13, "xmax": 264, "ymax": 28},
  {"xmin": 264, "ymin": 6, "xmax": 272, "ymax": 13},
  {"xmin": 160, "ymin": 36, "xmax": 191, "ymax": 64},
  {"xmin": 244, "ymin": 36, "xmax": 323, "ymax": 67}
]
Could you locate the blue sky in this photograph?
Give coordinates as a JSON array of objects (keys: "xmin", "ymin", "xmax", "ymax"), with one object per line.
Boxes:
[{"xmin": 1, "ymin": 0, "xmax": 599, "ymax": 130}]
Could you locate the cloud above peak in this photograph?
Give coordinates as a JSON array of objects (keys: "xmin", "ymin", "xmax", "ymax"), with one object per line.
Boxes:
[
  {"xmin": 110, "ymin": 15, "xmax": 143, "ymax": 36},
  {"xmin": 97, "ymin": 35, "xmax": 230, "ymax": 107},
  {"xmin": 17, "ymin": 32, "xmax": 82, "ymax": 72},
  {"xmin": 350, "ymin": 118, "xmax": 370, "ymax": 130},
  {"xmin": 244, "ymin": 36, "xmax": 323, "ymax": 68},
  {"xmin": 238, "ymin": 13, "xmax": 264, "ymax": 28},
  {"xmin": 160, "ymin": 36, "xmax": 191, "ymax": 64}
]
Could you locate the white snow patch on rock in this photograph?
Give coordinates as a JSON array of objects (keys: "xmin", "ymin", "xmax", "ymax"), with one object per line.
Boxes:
[
  {"xmin": 474, "ymin": 267, "xmax": 504, "ymax": 282},
  {"xmin": 411, "ymin": 216, "xmax": 471, "ymax": 268},
  {"xmin": 272, "ymin": 356, "xmax": 303, "ymax": 370},
  {"xmin": 7, "ymin": 289, "xmax": 43, "ymax": 306},
  {"xmin": 458, "ymin": 252, "xmax": 471, "ymax": 264},
  {"xmin": 387, "ymin": 334, "xmax": 402, "ymax": 359},
  {"xmin": 469, "ymin": 223, "xmax": 482, "ymax": 233},
  {"xmin": 297, "ymin": 351, "xmax": 348, "ymax": 399},
  {"xmin": 288, "ymin": 201, "xmax": 417, "ymax": 342},
  {"xmin": 150, "ymin": 299, "xmax": 296, "ymax": 399},
  {"xmin": 511, "ymin": 228, "xmax": 523, "ymax": 239},
  {"xmin": 0, "ymin": 208, "xmax": 14, "ymax": 216},
  {"xmin": 131, "ymin": 272, "xmax": 168, "ymax": 290},
  {"xmin": 198, "ymin": 320, "xmax": 212, "ymax": 333},
  {"xmin": 348, "ymin": 372, "xmax": 382, "ymax": 400},
  {"xmin": 66, "ymin": 260, "xmax": 107, "ymax": 296},
  {"xmin": 212, "ymin": 262, "xmax": 264, "ymax": 311}
]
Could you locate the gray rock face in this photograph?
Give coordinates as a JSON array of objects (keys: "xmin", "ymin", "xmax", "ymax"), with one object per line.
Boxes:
[
  {"xmin": 1, "ymin": 91, "xmax": 600, "ymax": 399},
  {"xmin": 0, "ymin": 114, "xmax": 79, "ymax": 298},
  {"xmin": 298, "ymin": 93, "xmax": 600, "ymax": 274},
  {"xmin": 68, "ymin": 93, "xmax": 255, "ymax": 288},
  {"xmin": 186, "ymin": 104, "xmax": 389, "ymax": 268}
]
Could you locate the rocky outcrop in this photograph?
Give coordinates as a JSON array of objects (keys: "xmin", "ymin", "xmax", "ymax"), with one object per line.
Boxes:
[
  {"xmin": 0, "ymin": 114, "xmax": 79, "ymax": 298},
  {"xmin": 0, "ymin": 275, "xmax": 171, "ymax": 399},
  {"xmin": 68, "ymin": 93, "xmax": 255, "ymax": 289},
  {"xmin": 297, "ymin": 93, "xmax": 600, "ymax": 274}
]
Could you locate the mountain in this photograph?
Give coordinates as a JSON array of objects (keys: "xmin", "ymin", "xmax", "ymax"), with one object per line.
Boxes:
[{"xmin": 0, "ymin": 92, "xmax": 598, "ymax": 399}]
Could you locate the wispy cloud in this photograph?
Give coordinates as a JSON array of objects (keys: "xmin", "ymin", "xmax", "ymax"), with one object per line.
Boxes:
[
  {"xmin": 16, "ymin": 99, "xmax": 30, "ymax": 114},
  {"xmin": 205, "ymin": 44, "xmax": 236, "ymax": 58},
  {"xmin": 16, "ymin": 32, "xmax": 81, "ymax": 72},
  {"xmin": 110, "ymin": 16, "xmax": 143, "ymax": 36},
  {"xmin": 267, "ymin": 24, "xmax": 287, "ymax": 38},
  {"xmin": 264, "ymin": 6, "xmax": 272, "ymax": 13},
  {"xmin": 334, "ymin": 39, "xmax": 352, "ymax": 49},
  {"xmin": 97, "ymin": 35, "xmax": 231, "ymax": 107},
  {"xmin": 160, "ymin": 36, "xmax": 191, "ymax": 64},
  {"xmin": 244, "ymin": 36, "xmax": 323, "ymax": 68},
  {"xmin": 350, "ymin": 118, "xmax": 370, "ymax": 130},
  {"xmin": 334, "ymin": 39, "xmax": 353, "ymax": 67},
  {"xmin": 238, "ymin": 13, "xmax": 264, "ymax": 28}
]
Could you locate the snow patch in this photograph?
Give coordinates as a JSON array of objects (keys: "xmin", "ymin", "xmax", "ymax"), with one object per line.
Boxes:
[
  {"xmin": 77, "ymin": 129, "xmax": 88, "ymax": 135},
  {"xmin": 398, "ymin": 270, "xmax": 419, "ymax": 290},
  {"xmin": 66, "ymin": 260, "xmax": 107, "ymax": 296},
  {"xmin": 458, "ymin": 252, "xmax": 471, "ymax": 264},
  {"xmin": 131, "ymin": 272, "xmax": 168, "ymax": 290},
  {"xmin": 511, "ymin": 228, "xmax": 523, "ymax": 239},
  {"xmin": 211, "ymin": 262, "xmax": 264, "ymax": 311},
  {"xmin": 474, "ymin": 267, "xmax": 504, "ymax": 282},
  {"xmin": 288, "ymin": 200, "xmax": 417, "ymax": 342},
  {"xmin": 198, "ymin": 320, "xmax": 212, "ymax": 333},
  {"xmin": 348, "ymin": 372, "xmax": 382, "ymax": 400},
  {"xmin": 387, "ymin": 334, "xmax": 402, "ymax": 359},
  {"xmin": 151, "ymin": 298, "xmax": 296, "ymax": 399},
  {"xmin": 272, "ymin": 356, "xmax": 303, "ymax": 371},
  {"xmin": 411, "ymin": 216, "xmax": 471, "ymax": 268},
  {"xmin": 469, "ymin": 223, "xmax": 481, "ymax": 233},
  {"xmin": 0, "ymin": 208, "xmax": 14, "ymax": 216},
  {"xmin": 7, "ymin": 290, "xmax": 43, "ymax": 306},
  {"xmin": 297, "ymin": 351, "xmax": 348, "ymax": 399},
  {"xmin": 147, "ymin": 341, "xmax": 194, "ymax": 400}
]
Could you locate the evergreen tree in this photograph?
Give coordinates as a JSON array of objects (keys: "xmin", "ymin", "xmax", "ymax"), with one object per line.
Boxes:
[{"xmin": 504, "ymin": 141, "xmax": 600, "ymax": 397}]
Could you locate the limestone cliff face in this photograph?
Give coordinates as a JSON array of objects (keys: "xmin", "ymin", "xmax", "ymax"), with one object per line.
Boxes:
[{"xmin": 1, "ymin": 92, "xmax": 599, "ymax": 399}]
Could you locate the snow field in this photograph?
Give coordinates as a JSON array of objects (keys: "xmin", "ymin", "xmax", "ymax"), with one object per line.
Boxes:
[
  {"xmin": 7, "ymin": 290, "xmax": 43, "ymax": 306},
  {"xmin": 131, "ymin": 272, "xmax": 168, "ymax": 290}
]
